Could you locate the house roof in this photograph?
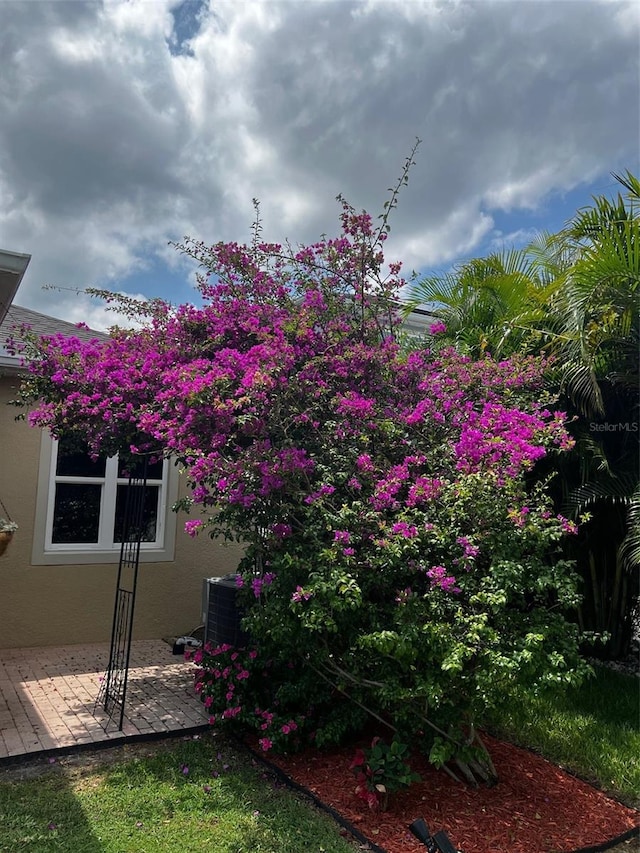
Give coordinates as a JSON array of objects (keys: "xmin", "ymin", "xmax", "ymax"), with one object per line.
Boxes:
[
  {"xmin": 401, "ymin": 305, "xmax": 438, "ymax": 337},
  {"xmin": 0, "ymin": 304, "xmax": 106, "ymax": 372},
  {"xmin": 0, "ymin": 293, "xmax": 435, "ymax": 374}
]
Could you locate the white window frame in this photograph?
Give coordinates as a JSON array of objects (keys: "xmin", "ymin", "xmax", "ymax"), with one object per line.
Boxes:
[{"xmin": 32, "ymin": 432, "xmax": 179, "ymax": 565}]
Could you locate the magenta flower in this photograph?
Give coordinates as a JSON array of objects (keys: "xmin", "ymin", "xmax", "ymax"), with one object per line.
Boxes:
[
  {"xmin": 356, "ymin": 454, "xmax": 374, "ymax": 472},
  {"xmin": 456, "ymin": 536, "xmax": 479, "ymax": 560},
  {"xmin": 251, "ymin": 572, "xmax": 277, "ymax": 598},
  {"xmin": 557, "ymin": 514, "xmax": 579, "ymax": 535},
  {"xmin": 426, "ymin": 565, "xmax": 461, "ymax": 594},
  {"xmin": 391, "ymin": 521, "xmax": 418, "ymax": 538},
  {"xmin": 291, "ymin": 585, "xmax": 312, "ymax": 602},
  {"xmin": 184, "ymin": 519, "xmax": 203, "ymax": 537}
]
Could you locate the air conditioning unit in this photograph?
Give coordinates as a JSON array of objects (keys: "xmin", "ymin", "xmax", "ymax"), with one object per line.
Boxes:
[{"xmin": 201, "ymin": 574, "xmax": 248, "ymax": 648}]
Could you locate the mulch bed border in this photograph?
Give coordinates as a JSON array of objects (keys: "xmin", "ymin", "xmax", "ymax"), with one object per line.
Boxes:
[
  {"xmin": 239, "ymin": 737, "xmax": 640, "ymax": 853},
  {"xmin": 237, "ymin": 735, "xmax": 388, "ymax": 853},
  {"xmin": 480, "ymin": 724, "xmax": 639, "ymax": 812}
]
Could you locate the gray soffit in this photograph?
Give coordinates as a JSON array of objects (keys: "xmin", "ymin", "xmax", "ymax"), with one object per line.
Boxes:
[{"xmin": 0, "ymin": 250, "xmax": 31, "ymax": 327}]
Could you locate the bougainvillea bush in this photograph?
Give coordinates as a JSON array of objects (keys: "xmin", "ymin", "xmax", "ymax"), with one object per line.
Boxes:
[{"xmin": 14, "ymin": 167, "xmax": 591, "ymax": 780}]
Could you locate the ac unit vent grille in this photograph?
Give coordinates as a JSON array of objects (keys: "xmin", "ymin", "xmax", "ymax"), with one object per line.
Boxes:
[{"xmin": 202, "ymin": 575, "xmax": 248, "ymax": 648}]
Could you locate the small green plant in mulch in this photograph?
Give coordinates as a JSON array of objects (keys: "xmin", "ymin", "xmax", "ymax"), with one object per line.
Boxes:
[
  {"xmin": 0, "ymin": 734, "xmax": 356, "ymax": 853},
  {"xmin": 350, "ymin": 735, "xmax": 421, "ymax": 811}
]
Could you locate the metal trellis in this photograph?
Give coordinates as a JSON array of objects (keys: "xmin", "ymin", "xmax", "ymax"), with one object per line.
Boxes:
[{"xmin": 95, "ymin": 454, "xmax": 149, "ymax": 731}]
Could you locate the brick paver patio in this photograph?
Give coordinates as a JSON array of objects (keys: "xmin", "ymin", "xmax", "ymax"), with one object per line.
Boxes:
[{"xmin": 0, "ymin": 639, "xmax": 207, "ymax": 760}]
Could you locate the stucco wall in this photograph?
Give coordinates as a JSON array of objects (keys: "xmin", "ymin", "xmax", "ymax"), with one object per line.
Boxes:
[{"xmin": 0, "ymin": 374, "xmax": 244, "ymax": 648}]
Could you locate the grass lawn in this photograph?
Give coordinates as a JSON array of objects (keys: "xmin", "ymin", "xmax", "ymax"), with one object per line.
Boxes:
[
  {"xmin": 0, "ymin": 734, "xmax": 357, "ymax": 853},
  {"xmin": 483, "ymin": 664, "xmax": 640, "ymax": 807}
]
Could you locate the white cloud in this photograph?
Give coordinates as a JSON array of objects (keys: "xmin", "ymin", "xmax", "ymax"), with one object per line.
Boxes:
[
  {"xmin": 0, "ymin": 0, "xmax": 637, "ymax": 323},
  {"xmin": 392, "ymin": 206, "xmax": 495, "ymax": 272},
  {"xmin": 484, "ymin": 168, "xmax": 561, "ymax": 212},
  {"xmin": 52, "ymin": 291, "xmax": 151, "ymax": 332},
  {"xmin": 487, "ymin": 228, "xmax": 540, "ymax": 253}
]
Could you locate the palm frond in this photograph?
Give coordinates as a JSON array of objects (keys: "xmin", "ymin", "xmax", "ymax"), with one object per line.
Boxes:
[
  {"xmin": 563, "ymin": 470, "xmax": 638, "ymax": 517},
  {"xmin": 566, "ymin": 426, "xmax": 617, "ymax": 480},
  {"xmin": 618, "ymin": 484, "xmax": 640, "ymax": 574},
  {"xmin": 611, "ymin": 170, "xmax": 640, "ymax": 202},
  {"xmin": 560, "ymin": 361, "xmax": 605, "ymax": 418}
]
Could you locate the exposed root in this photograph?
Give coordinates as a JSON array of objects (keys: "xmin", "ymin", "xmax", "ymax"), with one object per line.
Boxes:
[
  {"xmin": 474, "ymin": 729, "xmax": 498, "ymax": 780},
  {"xmin": 454, "ymin": 758, "xmax": 480, "ymax": 787}
]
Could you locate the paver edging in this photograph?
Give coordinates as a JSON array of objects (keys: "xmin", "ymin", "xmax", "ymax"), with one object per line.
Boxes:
[{"xmin": 0, "ymin": 723, "xmax": 211, "ymax": 768}]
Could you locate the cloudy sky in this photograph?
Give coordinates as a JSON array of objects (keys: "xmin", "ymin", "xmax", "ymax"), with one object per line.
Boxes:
[{"xmin": 1, "ymin": 0, "xmax": 638, "ymax": 329}]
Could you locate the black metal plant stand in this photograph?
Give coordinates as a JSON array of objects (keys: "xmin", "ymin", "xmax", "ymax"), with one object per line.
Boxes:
[{"xmin": 95, "ymin": 455, "xmax": 149, "ymax": 731}]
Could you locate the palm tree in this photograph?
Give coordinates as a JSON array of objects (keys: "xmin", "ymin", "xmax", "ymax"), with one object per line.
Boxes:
[
  {"xmin": 546, "ymin": 173, "xmax": 639, "ymax": 657},
  {"xmin": 405, "ymin": 244, "xmax": 562, "ymax": 359},
  {"xmin": 405, "ymin": 172, "xmax": 640, "ymax": 658}
]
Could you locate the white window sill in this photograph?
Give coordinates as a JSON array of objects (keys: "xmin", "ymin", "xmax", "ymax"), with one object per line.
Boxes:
[{"xmin": 31, "ymin": 547, "xmax": 176, "ymax": 566}]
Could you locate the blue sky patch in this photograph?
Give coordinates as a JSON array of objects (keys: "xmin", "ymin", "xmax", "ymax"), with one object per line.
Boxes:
[{"xmin": 168, "ymin": 0, "xmax": 207, "ymax": 57}]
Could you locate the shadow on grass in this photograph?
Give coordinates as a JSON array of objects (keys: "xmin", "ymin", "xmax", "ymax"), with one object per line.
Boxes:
[
  {"xmin": 502, "ymin": 666, "xmax": 639, "ymax": 732},
  {"xmin": 0, "ymin": 770, "xmax": 105, "ymax": 853},
  {"xmin": 560, "ymin": 665, "xmax": 638, "ymax": 726}
]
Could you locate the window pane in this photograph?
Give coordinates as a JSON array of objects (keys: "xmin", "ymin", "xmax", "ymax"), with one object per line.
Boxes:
[
  {"xmin": 56, "ymin": 439, "xmax": 106, "ymax": 478},
  {"xmin": 114, "ymin": 485, "xmax": 159, "ymax": 543},
  {"xmin": 117, "ymin": 456, "xmax": 164, "ymax": 481},
  {"xmin": 52, "ymin": 484, "xmax": 102, "ymax": 543}
]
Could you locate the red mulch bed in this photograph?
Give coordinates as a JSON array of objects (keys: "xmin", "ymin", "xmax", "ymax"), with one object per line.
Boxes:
[{"xmin": 252, "ymin": 732, "xmax": 639, "ymax": 853}]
